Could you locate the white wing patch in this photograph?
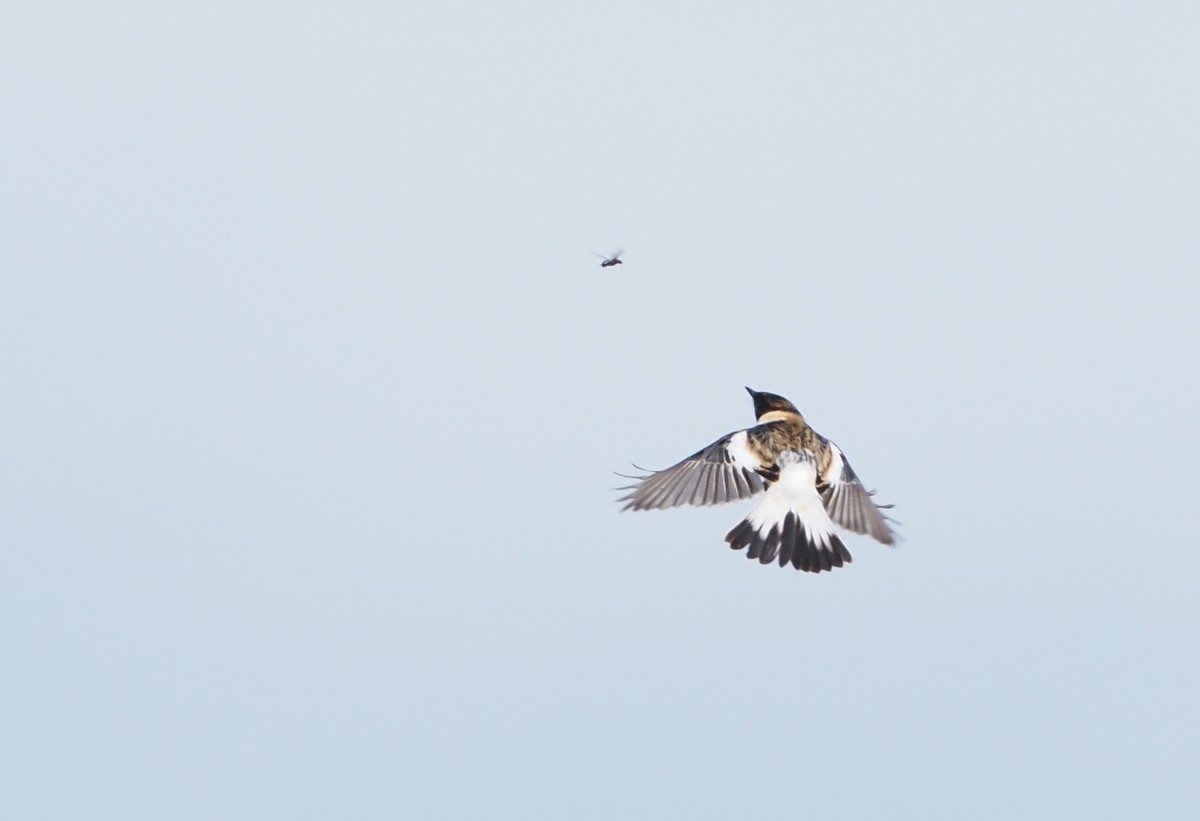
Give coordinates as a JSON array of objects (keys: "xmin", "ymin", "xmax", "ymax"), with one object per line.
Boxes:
[
  {"xmin": 821, "ymin": 442, "xmax": 845, "ymax": 486},
  {"xmin": 725, "ymin": 430, "xmax": 761, "ymax": 471}
]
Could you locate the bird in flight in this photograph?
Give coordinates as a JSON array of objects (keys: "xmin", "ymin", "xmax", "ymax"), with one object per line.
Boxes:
[
  {"xmin": 595, "ymin": 249, "xmax": 624, "ymax": 268},
  {"xmin": 619, "ymin": 388, "xmax": 897, "ymax": 573}
]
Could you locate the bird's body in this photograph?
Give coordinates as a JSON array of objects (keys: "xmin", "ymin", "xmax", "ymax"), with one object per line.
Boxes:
[{"xmin": 619, "ymin": 388, "xmax": 896, "ymax": 573}]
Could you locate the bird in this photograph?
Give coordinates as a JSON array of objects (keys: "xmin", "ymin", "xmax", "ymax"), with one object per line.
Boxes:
[
  {"xmin": 595, "ymin": 249, "xmax": 624, "ymax": 268},
  {"xmin": 618, "ymin": 387, "xmax": 897, "ymax": 573}
]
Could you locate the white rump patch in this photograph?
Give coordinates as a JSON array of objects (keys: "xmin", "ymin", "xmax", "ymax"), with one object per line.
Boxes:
[{"xmin": 745, "ymin": 452, "xmax": 839, "ymax": 549}]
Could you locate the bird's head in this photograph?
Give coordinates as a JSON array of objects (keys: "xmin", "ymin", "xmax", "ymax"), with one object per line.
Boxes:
[{"xmin": 745, "ymin": 387, "xmax": 803, "ymax": 423}]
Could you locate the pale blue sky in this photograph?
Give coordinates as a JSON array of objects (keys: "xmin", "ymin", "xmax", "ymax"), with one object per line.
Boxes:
[{"xmin": 3, "ymin": 2, "xmax": 1198, "ymax": 818}]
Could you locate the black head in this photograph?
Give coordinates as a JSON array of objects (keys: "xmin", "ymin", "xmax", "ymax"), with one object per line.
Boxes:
[{"xmin": 745, "ymin": 387, "xmax": 799, "ymax": 420}]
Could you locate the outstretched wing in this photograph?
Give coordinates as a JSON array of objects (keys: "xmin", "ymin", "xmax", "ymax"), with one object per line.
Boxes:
[
  {"xmin": 818, "ymin": 441, "xmax": 897, "ymax": 545},
  {"xmin": 619, "ymin": 429, "xmax": 767, "ymax": 511}
]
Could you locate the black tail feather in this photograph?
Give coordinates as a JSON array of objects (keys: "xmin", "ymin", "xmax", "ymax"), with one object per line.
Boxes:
[
  {"xmin": 760, "ymin": 527, "xmax": 782, "ymax": 564},
  {"xmin": 725, "ymin": 511, "xmax": 852, "ymax": 574},
  {"xmin": 777, "ymin": 513, "xmax": 798, "ymax": 568}
]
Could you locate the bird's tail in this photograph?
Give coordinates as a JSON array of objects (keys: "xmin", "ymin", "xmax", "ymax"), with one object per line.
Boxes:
[{"xmin": 725, "ymin": 508, "xmax": 852, "ymax": 573}]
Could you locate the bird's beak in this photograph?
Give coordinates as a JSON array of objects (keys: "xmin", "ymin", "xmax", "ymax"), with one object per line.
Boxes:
[{"xmin": 745, "ymin": 386, "xmax": 757, "ymax": 397}]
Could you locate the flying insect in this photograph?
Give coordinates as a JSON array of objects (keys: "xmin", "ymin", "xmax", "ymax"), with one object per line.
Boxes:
[{"xmin": 595, "ymin": 250, "xmax": 624, "ymax": 268}]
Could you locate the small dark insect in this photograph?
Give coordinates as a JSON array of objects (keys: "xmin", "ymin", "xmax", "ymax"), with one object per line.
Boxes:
[{"xmin": 594, "ymin": 249, "xmax": 624, "ymax": 268}]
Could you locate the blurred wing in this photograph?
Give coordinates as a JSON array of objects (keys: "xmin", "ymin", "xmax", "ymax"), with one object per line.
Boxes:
[
  {"xmin": 610, "ymin": 249, "xmax": 623, "ymax": 260},
  {"xmin": 619, "ymin": 429, "xmax": 766, "ymax": 510},
  {"xmin": 819, "ymin": 441, "xmax": 897, "ymax": 545}
]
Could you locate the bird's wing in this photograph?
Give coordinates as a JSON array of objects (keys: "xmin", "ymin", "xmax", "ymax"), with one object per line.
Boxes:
[
  {"xmin": 619, "ymin": 429, "xmax": 767, "ymax": 511},
  {"xmin": 818, "ymin": 441, "xmax": 897, "ymax": 545}
]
